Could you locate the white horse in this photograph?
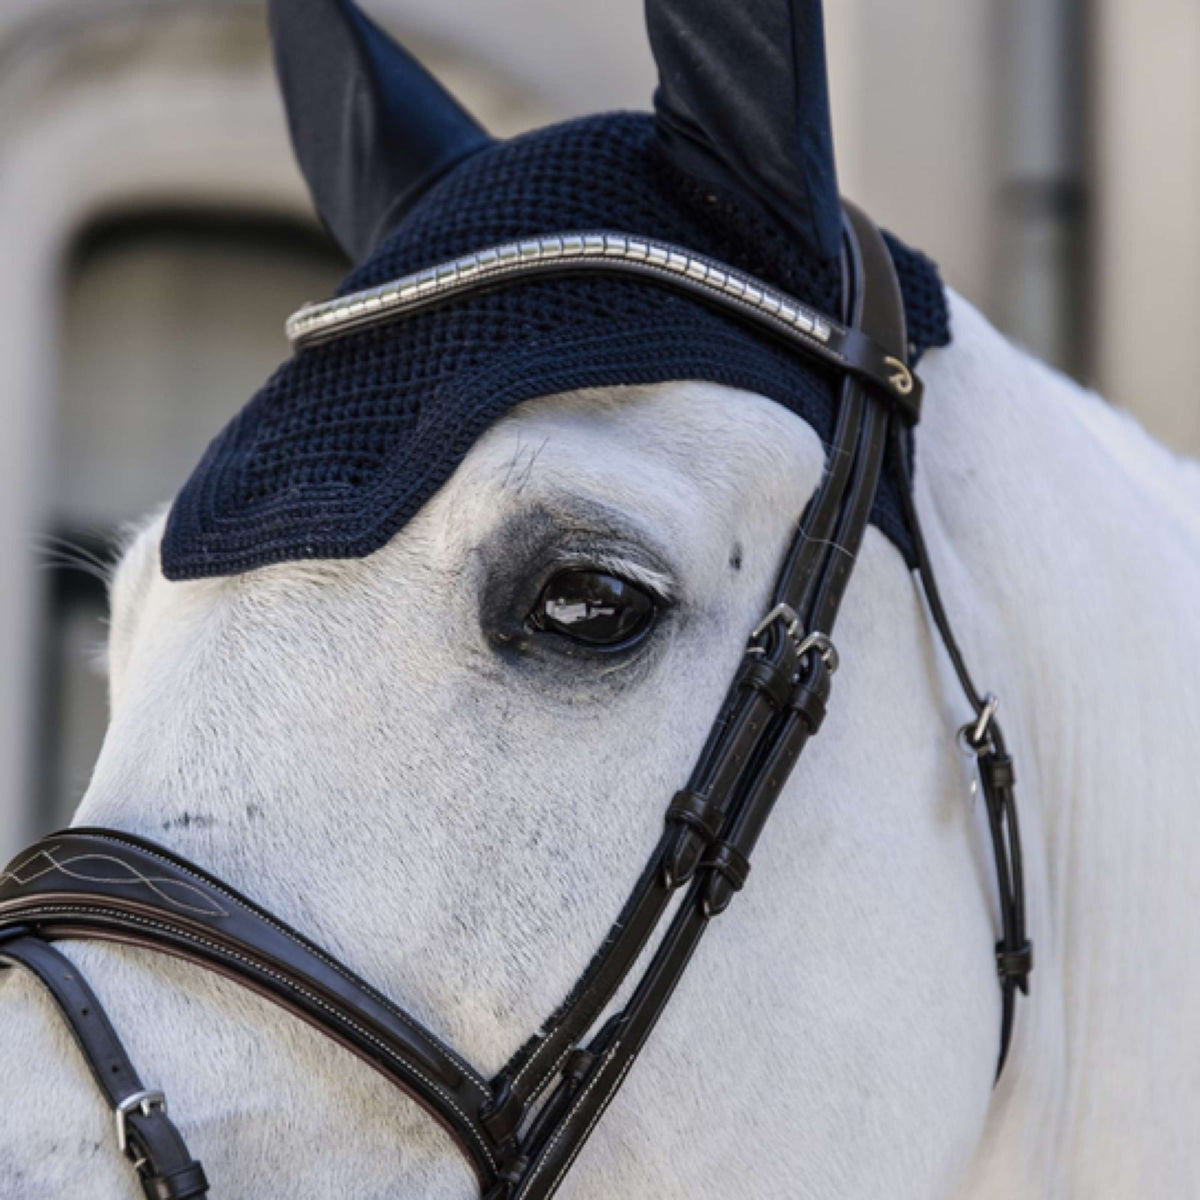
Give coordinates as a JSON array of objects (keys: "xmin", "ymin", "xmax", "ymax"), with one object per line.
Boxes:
[
  {"xmin": 3, "ymin": 293, "xmax": 1199, "ymax": 1198},
  {"xmin": 4, "ymin": 0, "xmax": 1200, "ymax": 1193}
]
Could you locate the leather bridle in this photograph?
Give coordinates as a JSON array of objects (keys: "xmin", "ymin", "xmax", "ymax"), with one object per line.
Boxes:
[{"xmin": 0, "ymin": 201, "xmax": 1031, "ymax": 1200}]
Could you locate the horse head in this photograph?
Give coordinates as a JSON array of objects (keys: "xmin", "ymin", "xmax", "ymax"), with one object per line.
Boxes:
[{"xmin": 5, "ymin": 2, "xmax": 1198, "ymax": 1197}]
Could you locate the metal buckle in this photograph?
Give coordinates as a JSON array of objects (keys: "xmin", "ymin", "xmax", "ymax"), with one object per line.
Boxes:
[
  {"xmin": 746, "ymin": 604, "xmax": 839, "ymax": 674},
  {"xmin": 748, "ymin": 603, "xmax": 802, "ymax": 651},
  {"xmin": 957, "ymin": 693, "xmax": 999, "ymax": 755},
  {"xmin": 115, "ymin": 1088, "xmax": 166, "ymax": 1158},
  {"xmin": 795, "ymin": 631, "xmax": 839, "ymax": 675}
]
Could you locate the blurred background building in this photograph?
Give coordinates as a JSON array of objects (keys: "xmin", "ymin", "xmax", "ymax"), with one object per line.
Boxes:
[{"xmin": 1, "ymin": 0, "xmax": 1197, "ymax": 860}]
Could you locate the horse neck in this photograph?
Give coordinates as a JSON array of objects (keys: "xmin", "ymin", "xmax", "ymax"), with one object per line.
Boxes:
[{"xmin": 924, "ymin": 293, "xmax": 1200, "ymax": 1194}]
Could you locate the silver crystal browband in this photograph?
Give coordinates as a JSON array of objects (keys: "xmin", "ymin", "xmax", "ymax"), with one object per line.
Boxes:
[{"xmin": 285, "ymin": 231, "xmax": 921, "ymax": 418}]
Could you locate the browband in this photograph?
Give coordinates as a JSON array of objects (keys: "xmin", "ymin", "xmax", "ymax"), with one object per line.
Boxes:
[
  {"xmin": 0, "ymin": 203, "xmax": 1028, "ymax": 1199},
  {"xmin": 285, "ymin": 230, "xmax": 922, "ymax": 422}
]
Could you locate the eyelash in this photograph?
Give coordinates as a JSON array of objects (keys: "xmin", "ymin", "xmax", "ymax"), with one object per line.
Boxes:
[{"xmin": 544, "ymin": 554, "xmax": 672, "ymax": 605}]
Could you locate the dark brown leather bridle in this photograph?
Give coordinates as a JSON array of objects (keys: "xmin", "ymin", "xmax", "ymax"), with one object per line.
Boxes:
[{"xmin": 0, "ymin": 202, "xmax": 1030, "ymax": 1200}]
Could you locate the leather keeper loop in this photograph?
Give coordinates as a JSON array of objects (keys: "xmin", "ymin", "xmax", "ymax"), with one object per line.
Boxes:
[
  {"xmin": 140, "ymin": 1161, "xmax": 209, "ymax": 1200},
  {"xmin": 663, "ymin": 791, "xmax": 725, "ymax": 888},
  {"xmin": 665, "ymin": 790, "xmax": 724, "ymax": 841},
  {"xmin": 996, "ymin": 940, "xmax": 1033, "ymax": 988},
  {"xmin": 700, "ymin": 840, "xmax": 752, "ymax": 915},
  {"xmin": 789, "ymin": 680, "xmax": 827, "ymax": 732},
  {"xmin": 983, "ymin": 754, "xmax": 1016, "ymax": 790},
  {"xmin": 562, "ymin": 1046, "xmax": 597, "ymax": 1088},
  {"xmin": 736, "ymin": 656, "xmax": 794, "ymax": 710},
  {"xmin": 479, "ymin": 1076, "xmax": 524, "ymax": 1145},
  {"xmin": 663, "ymin": 832, "xmax": 703, "ymax": 890},
  {"xmin": 495, "ymin": 1154, "xmax": 530, "ymax": 1186},
  {"xmin": 700, "ymin": 840, "xmax": 751, "ymax": 892}
]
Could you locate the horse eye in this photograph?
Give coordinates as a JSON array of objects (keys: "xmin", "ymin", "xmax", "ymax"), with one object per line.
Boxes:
[{"xmin": 527, "ymin": 569, "xmax": 656, "ymax": 647}]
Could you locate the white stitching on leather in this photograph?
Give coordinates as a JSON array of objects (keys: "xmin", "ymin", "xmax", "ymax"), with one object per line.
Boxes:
[
  {"xmin": 511, "ymin": 1039, "xmax": 572, "ymax": 1098},
  {"xmin": 15, "ymin": 903, "xmax": 498, "ymax": 1175},
  {"xmin": 0, "ymin": 849, "xmax": 229, "ymax": 918},
  {"xmin": 514, "ymin": 1043, "xmax": 624, "ymax": 1199},
  {"xmin": 537, "ymin": 1054, "xmax": 636, "ymax": 1200},
  {"xmin": 70, "ymin": 832, "xmax": 489, "ymax": 1100}
]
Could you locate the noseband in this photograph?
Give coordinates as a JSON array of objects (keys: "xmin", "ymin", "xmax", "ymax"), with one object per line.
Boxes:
[{"xmin": 0, "ymin": 202, "xmax": 1030, "ymax": 1200}]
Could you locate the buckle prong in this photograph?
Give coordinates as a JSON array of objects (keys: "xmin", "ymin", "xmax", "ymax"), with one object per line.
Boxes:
[{"xmin": 957, "ymin": 693, "xmax": 999, "ymax": 755}]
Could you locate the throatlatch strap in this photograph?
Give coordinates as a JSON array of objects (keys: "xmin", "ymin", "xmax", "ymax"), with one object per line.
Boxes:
[
  {"xmin": 0, "ymin": 931, "xmax": 208, "ymax": 1199},
  {"xmin": 887, "ymin": 427, "xmax": 1032, "ymax": 1076}
]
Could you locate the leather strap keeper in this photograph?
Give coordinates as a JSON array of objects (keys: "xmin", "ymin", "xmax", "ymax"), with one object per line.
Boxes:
[
  {"xmin": 736, "ymin": 655, "xmax": 795, "ymax": 710},
  {"xmin": 789, "ymin": 679, "xmax": 827, "ymax": 732},
  {"xmin": 700, "ymin": 840, "xmax": 751, "ymax": 893},
  {"xmin": 665, "ymin": 790, "xmax": 724, "ymax": 841},
  {"xmin": 996, "ymin": 941, "xmax": 1033, "ymax": 988}
]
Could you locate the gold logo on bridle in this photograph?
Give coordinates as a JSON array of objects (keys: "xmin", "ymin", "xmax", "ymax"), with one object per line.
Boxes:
[{"xmin": 883, "ymin": 355, "xmax": 914, "ymax": 396}]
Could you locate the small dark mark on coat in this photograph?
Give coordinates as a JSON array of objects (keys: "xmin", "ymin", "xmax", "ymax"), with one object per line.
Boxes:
[
  {"xmin": 161, "ymin": 811, "xmax": 214, "ymax": 832},
  {"xmin": 245, "ymin": 803, "xmax": 262, "ymax": 822},
  {"xmin": 729, "ymin": 543, "xmax": 743, "ymax": 571}
]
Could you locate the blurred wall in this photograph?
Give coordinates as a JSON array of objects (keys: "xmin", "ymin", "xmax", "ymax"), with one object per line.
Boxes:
[
  {"xmin": 0, "ymin": 0, "xmax": 1196, "ymax": 859},
  {"xmin": 1093, "ymin": 0, "xmax": 1200, "ymax": 453}
]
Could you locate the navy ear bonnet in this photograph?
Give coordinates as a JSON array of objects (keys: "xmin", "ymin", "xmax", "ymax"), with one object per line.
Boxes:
[{"xmin": 162, "ymin": 113, "xmax": 949, "ymax": 580}]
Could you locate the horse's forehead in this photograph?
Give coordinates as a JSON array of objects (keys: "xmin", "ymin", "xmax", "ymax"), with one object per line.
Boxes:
[
  {"xmin": 403, "ymin": 380, "xmax": 827, "ymax": 580},
  {"xmin": 451, "ymin": 381, "xmax": 823, "ymax": 508}
]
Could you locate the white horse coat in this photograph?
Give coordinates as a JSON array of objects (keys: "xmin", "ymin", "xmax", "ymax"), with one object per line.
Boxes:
[{"xmin": 2, "ymin": 291, "xmax": 1199, "ymax": 1198}]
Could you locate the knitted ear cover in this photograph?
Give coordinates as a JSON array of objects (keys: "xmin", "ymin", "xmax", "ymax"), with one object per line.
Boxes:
[{"xmin": 161, "ymin": 114, "xmax": 949, "ymax": 580}]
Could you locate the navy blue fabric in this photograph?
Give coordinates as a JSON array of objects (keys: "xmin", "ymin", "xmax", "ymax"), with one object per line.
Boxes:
[
  {"xmin": 269, "ymin": 0, "xmax": 493, "ymax": 263},
  {"xmin": 162, "ymin": 113, "xmax": 950, "ymax": 580},
  {"xmin": 649, "ymin": 0, "xmax": 843, "ymax": 259}
]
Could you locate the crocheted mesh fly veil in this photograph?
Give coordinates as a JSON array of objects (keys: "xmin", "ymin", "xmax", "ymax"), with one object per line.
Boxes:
[{"xmin": 161, "ymin": 1, "xmax": 950, "ymax": 580}]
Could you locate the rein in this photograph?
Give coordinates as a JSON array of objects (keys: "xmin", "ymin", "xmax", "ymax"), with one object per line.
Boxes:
[{"xmin": 0, "ymin": 202, "xmax": 1030, "ymax": 1200}]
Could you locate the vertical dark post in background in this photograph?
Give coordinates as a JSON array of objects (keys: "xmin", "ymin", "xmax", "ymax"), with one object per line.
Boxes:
[{"xmin": 995, "ymin": 0, "xmax": 1091, "ymax": 381}]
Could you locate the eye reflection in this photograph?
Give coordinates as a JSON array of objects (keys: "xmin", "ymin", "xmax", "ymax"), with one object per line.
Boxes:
[{"xmin": 528, "ymin": 569, "xmax": 656, "ymax": 647}]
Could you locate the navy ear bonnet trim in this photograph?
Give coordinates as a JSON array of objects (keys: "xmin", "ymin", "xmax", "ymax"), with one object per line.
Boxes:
[{"xmin": 162, "ymin": 114, "xmax": 950, "ymax": 580}]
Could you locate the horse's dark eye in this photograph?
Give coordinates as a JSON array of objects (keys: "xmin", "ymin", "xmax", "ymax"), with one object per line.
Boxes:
[{"xmin": 528, "ymin": 569, "xmax": 656, "ymax": 647}]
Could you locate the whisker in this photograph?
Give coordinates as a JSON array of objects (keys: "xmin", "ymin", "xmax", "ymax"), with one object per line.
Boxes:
[
  {"xmin": 35, "ymin": 534, "xmax": 112, "ymax": 570},
  {"xmin": 32, "ymin": 532, "xmax": 117, "ymax": 586},
  {"xmin": 35, "ymin": 554, "xmax": 113, "ymax": 585}
]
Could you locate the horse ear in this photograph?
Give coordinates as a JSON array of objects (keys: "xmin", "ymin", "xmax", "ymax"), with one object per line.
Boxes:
[
  {"xmin": 268, "ymin": 0, "xmax": 492, "ymax": 262},
  {"xmin": 645, "ymin": 0, "xmax": 841, "ymax": 261}
]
